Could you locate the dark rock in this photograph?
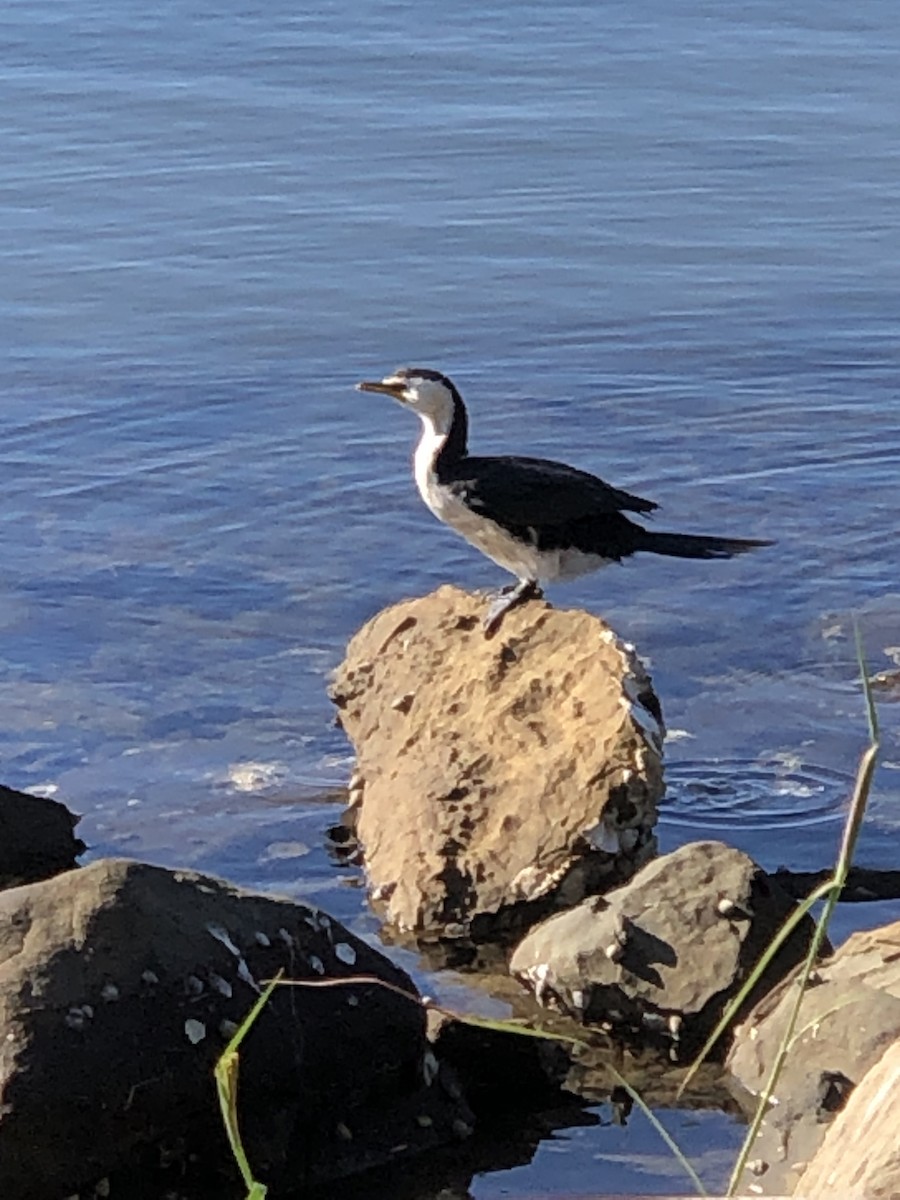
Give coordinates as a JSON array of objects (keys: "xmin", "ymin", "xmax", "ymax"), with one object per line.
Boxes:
[
  {"xmin": 774, "ymin": 864, "xmax": 900, "ymax": 903},
  {"xmin": 0, "ymin": 782, "xmax": 84, "ymax": 889},
  {"xmin": 427, "ymin": 1008, "xmax": 574, "ymax": 1114},
  {"xmin": 0, "ymin": 858, "xmax": 472, "ymax": 1199},
  {"xmin": 509, "ymin": 840, "xmax": 821, "ymax": 1054},
  {"xmin": 329, "ymin": 585, "xmax": 664, "ymax": 940},
  {"xmin": 728, "ymin": 919, "xmax": 900, "ymax": 1195}
]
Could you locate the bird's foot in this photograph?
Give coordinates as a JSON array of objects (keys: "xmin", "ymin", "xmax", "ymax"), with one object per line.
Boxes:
[{"xmin": 482, "ymin": 580, "xmax": 543, "ymax": 637}]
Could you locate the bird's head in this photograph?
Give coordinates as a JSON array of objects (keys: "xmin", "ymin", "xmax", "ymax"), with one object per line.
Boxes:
[{"xmin": 356, "ymin": 367, "xmax": 462, "ymax": 432}]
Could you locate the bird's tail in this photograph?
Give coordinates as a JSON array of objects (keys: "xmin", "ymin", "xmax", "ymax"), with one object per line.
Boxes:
[{"xmin": 633, "ymin": 528, "xmax": 773, "ymax": 560}]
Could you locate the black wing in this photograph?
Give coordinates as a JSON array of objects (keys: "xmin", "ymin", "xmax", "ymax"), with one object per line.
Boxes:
[{"xmin": 441, "ymin": 455, "xmax": 657, "ymax": 527}]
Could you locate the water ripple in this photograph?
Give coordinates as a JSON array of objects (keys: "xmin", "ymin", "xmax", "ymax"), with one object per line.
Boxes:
[{"xmin": 662, "ymin": 757, "xmax": 853, "ymax": 833}]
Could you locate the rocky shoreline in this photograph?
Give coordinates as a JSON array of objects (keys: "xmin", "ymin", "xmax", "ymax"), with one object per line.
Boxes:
[{"xmin": 1, "ymin": 586, "xmax": 898, "ymax": 1199}]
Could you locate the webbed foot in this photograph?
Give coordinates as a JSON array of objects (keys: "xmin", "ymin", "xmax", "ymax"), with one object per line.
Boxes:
[{"xmin": 482, "ymin": 579, "xmax": 543, "ymax": 637}]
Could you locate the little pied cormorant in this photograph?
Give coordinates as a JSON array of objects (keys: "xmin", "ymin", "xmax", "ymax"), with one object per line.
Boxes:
[{"xmin": 357, "ymin": 367, "xmax": 772, "ymax": 633}]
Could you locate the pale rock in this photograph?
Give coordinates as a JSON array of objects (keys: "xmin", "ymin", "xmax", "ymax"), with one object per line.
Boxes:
[
  {"xmin": 729, "ymin": 919, "xmax": 900, "ymax": 1196},
  {"xmin": 329, "ymin": 586, "xmax": 664, "ymax": 937},
  {"xmin": 794, "ymin": 1037, "xmax": 900, "ymax": 1199}
]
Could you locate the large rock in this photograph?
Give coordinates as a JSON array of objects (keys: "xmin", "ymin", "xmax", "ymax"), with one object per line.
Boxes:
[
  {"xmin": 0, "ymin": 783, "xmax": 84, "ymax": 889},
  {"xmin": 329, "ymin": 586, "xmax": 664, "ymax": 938},
  {"xmin": 794, "ymin": 1037, "xmax": 900, "ymax": 1199},
  {"xmin": 729, "ymin": 919, "xmax": 900, "ymax": 1196},
  {"xmin": 509, "ymin": 841, "xmax": 821, "ymax": 1053},
  {"xmin": 0, "ymin": 859, "xmax": 472, "ymax": 1199}
]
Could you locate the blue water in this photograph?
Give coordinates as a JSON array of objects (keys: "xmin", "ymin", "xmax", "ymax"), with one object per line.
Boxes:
[{"xmin": 3, "ymin": 2, "xmax": 900, "ymax": 1193}]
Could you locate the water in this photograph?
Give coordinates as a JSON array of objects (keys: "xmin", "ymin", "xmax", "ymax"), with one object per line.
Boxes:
[{"xmin": 3, "ymin": 2, "xmax": 900, "ymax": 1194}]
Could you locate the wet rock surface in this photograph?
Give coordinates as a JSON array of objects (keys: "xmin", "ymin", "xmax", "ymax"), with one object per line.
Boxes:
[
  {"xmin": 794, "ymin": 1035, "xmax": 900, "ymax": 1199},
  {"xmin": 427, "ymin": 1007, "xmax": 575, "ymax": 1113},
  {"xmin": 0, "ymin": 858, "xmax": 472, "ymax": 1200},
  {"xmin": 509, "ymin": 840, "xmax": 821, "ymax": 1054},
  {"xmin": 0, "ymin": 782, "xmax": 84, "ymax": 888},
  {"xmin": 329, "ymin": 585, "xmax": 664, "ymax": 939},
  {"xmin": 729, "ymin": 918, "xmax": 900, "ymax": 1196}
]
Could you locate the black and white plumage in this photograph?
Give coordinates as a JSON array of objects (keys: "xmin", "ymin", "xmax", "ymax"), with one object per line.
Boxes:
[{"xmin": 357, "ymin": 367, "xmax": 772, "ymax": 632}]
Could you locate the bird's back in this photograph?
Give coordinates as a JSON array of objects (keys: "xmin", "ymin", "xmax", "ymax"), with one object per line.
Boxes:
[{"xmin": 438, "ymin": 453, "xmax": 658, "ymax": 530}]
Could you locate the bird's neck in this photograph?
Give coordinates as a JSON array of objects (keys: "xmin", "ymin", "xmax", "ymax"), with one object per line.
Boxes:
[{"xmin": 415, "ymin": 396, "xmax": 468, "ymax": 484}]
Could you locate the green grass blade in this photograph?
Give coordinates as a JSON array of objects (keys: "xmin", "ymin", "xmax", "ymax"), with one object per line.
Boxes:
[
  {"xmin": 435, "ymin": 1009, "xmax": 588, "ymax": 1046},
  {"xmin": 607, "ymin": 1065, "xmax": 708, "ymax": 1197},
  {"xmin": 264, "ymin": 957, "xmax": 713, "ymax": 1191},
  {"xmin": 727, "ymin": 631, "xmax": 880, "ymax": 1194},
  {"xmin": 726, "ymin": 882, "xmax": 835, "ymax": 1194},
  {"xmin": 214, "ymin": 970, "xmax": 283, "ymax": 1198},
  {"xmin": 855, "ymin": 618, "xmax": 880, "ymax": 745},
  {"xmin": 675, "ymin": 878, "xmax": 833, "ymax": 1100}
]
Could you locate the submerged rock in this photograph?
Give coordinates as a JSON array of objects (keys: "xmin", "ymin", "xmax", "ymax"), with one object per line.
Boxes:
[
  {"xmin": 729, "ymin": 918, "xmax": 900, "ymax": 1196},
  {"xmin": 509, "ymin": 840, "xmax": 820, "ymax": 1053},
  {"xmin": 0, "ymin": 782, "xmax": 84, "ymax": 889},
  {"xmin": 0, "ymin": 858, "xmax": 472, "ymax": 1199},
  {"xmin": 329, "ymin": 585, "xmax": 664, "ymax": 939}
]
